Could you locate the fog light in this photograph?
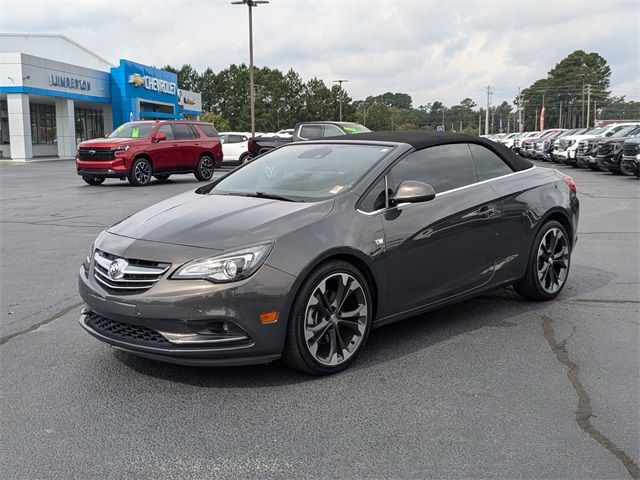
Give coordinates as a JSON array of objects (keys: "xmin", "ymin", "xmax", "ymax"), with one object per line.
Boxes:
[{"xmin": 223, "ymin": 260, "xmax": 238, "ymax": 279}]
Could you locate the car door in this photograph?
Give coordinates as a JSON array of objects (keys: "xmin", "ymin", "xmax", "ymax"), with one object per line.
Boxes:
[
  {"xmin": 381, "ymin": 143, "xmax": 502, "ymax": 315},
  {"xmin": 151, "ymin": 123, "xmax": 176, "ymax": 172},
  {"xmin": 170, "ymin": 122, "xmax": 199, "ymax": 169}
]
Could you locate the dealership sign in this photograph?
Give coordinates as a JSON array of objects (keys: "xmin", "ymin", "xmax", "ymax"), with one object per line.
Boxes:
[
  {"xmin": 128, "ymin": 73, "xmax": 177, "ymax": 95},
  {"xmin": 48, "ymin": 74, "xmax": 91, "ymax": 91}
]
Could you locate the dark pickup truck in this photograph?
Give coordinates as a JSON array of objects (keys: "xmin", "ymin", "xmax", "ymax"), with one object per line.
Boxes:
[{"xmin": 247, "ymin": 121, "xmax": 370, "ymax": 158}]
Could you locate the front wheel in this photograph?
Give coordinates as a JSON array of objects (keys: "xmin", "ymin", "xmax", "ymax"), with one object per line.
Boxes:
[
  {"xmin": 620, "ymin": 161, "xmax": 634, "ymax": 176},
  {"xmin": 194, "ymin": 155, "xmax": 214, "ymax": 181},
  {"xmin": 283, "ymin": 261, "xmax": 373, "ymax": 375},
  {"xmin": 514, "ymin": 220, "xmax": 571, "ymax": 300},
  {"xmin": 128, "ymin": 158, "xmax": 152, "ymax": 186},
  {"xmin": 82, "ymin": 176, "xmax": 105, "ymax": 186}
]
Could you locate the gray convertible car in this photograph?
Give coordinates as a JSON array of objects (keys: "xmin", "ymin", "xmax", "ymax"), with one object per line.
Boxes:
[{"xmin": 79, "ymin": 131, "xmax": 579, "ymax": 375}]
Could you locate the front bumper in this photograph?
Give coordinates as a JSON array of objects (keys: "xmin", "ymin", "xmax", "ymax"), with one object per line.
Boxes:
[
  {"xmin": 78, "ymin": 237, "xmax": 297, "ymax": 366},
  {"xmin": 76, "ymin": 157, "xmax": 129, "ymax": 177},
  {"xmin": 596, "ymin": 154, "xmax": 620, "ymax": 171}
]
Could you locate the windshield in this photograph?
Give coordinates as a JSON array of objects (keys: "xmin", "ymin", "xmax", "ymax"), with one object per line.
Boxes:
[
  {"xmin": 611, "ymin": 125, "xmax": 640, "ymax": 137},
  {"xmin": 584, "ymin": 127, "xmax": 605, "ymax": 136},
  {"xmin": 108, "ymin": 122, "xmax": 155, "ymax": 139},
  {"xmin": 341, "ymin": 124, "xmax": 371, "ymax": 134},
  {"xmin": 210, "ymin": 143, "xmax": 392, "ymax": 201}
]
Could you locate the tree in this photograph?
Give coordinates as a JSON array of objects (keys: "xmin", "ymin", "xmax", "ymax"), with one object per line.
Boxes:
[
  {"xmin": 598, "ymin": 97, "xmax": 640, "ymax": 120},
  {"xmin": 201, "ymin": 112, "xmax": 230, "ymax": 131}
]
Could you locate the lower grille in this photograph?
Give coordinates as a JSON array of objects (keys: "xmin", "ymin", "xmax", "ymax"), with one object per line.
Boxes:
[
  {"xmin": 86, "ymin": 312, "xmax": 170, "ymax": 344},
  {"xmin": 78, "ymin": 147, "xmax": 115, "ymax": 161}
]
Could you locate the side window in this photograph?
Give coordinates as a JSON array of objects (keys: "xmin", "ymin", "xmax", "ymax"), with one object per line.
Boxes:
[
  {"xmin": 323, "ymin": 124, "xmax": 345, "ymax": 138},
  {"xmin": 228, "ymin": 134, "xmax": 244, "ymax": 143},
  {"xmin": 156, "ymin": 124, "xmax": 174, "ymax": 140},
  {"xmin": 469, "ymin": 144, "xmax": 513, "ymax": 181},
  {"xmin": 199, "ymin": 124, "xmax": 219, "ymax": 138},
  {"xmin": 172, "ymin": 123, "xmax": 195, "ymax": 139},
  {"xmin": 390, "ymin": 144, "xmax": 477, "ymax": 194},
  {"xmin": 299, "ymin": 125, "xmax": 323, "ymax": 140},
  {"xmin": 219, "ymin": 134, "xmax": 228, "ymax": 143},
  {"xmin": 359, "ymin": 178, "xmax": 388, "ymax": 213}
]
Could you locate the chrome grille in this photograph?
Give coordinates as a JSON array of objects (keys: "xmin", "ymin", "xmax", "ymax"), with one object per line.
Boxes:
[
  {"xmin": 597, "ymin": 142, "xmax": 613, "ymax": 156},
  {"xmin": 86, "ymin": 312, "xmax": 170, "ymax": 344},
  {"xmin": 93, "ymin": 250, "xmax": 170, "ymax": 295},
  {"xmin": 622, "ymin": 144, "xmax": 639, "ymax": 157},
  {"xmin": 78, "ymin": 147, "xmax": 115, "ymax": 161},
  {"xmin": 577, "ymin": 141, "xmax": 592, "ymax": 155}
]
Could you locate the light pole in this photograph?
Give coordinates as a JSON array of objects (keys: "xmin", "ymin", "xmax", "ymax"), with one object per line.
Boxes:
[
  {"xmin": 232, "ymin": 0, "xmax": 268, "ymax": 137},
  {"xmin": 333, "ymin": 79, "xmax": 349, "ymax": 121}
]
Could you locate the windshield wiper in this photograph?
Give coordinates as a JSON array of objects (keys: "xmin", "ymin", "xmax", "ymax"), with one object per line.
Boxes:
[{"xmin": 247, "ymin": 191, "xmax": 298, "ymax": 202}]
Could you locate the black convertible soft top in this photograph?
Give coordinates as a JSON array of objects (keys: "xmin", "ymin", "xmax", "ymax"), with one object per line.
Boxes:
[{"xmin": 330, "ymin": 131, "xmax": 533, "ymax": 172}]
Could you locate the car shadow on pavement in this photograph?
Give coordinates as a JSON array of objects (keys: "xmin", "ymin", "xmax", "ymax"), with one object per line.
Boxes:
[{"xmin": 112, "ymin": 263, "xmax": 615, "ymax": 388}]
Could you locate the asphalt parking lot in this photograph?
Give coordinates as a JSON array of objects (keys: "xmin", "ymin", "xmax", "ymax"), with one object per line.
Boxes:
[{"xmin": 1, "ymin": 159, "xmax": 638, "ymax": 479}]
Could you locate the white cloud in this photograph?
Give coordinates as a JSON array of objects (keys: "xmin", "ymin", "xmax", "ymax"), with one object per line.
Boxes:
[{"xmin": 1, "ymin": 0, "xmax": 638, "ymax": 108}]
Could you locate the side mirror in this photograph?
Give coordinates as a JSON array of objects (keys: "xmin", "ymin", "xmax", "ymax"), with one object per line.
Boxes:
[
  {"xmin": 391, "ymin": 180, "xmax": 436, "ymax": 205},
  {"xmin": 154, "ymin": 132, "xmax": 167, "ymax": 142}
]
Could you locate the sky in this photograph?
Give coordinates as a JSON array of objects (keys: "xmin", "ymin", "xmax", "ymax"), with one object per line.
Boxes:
[{"xmin": 1, "ymin": 0, "xmax": 639, "ymax": 109}]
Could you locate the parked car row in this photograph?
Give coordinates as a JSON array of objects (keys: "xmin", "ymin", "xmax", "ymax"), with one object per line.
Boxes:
[{"xmin": 486, "ymin": 123, "xmax": 640, "ymax": 177}]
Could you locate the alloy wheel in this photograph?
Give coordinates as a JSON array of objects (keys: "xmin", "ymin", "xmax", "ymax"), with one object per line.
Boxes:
[
  {"xmin": 134, "ymin": 161, "xmax": 151, "ymax": 184},
  {"xmin": 536, "ymin": 227, "xmax": 569, "ymax": 294},
  {"xmin": 200, "ymin": 157, "xmax": 213, "ymax": 179},
  {"xmin": 304, "ymin": 273, "xmax": 368, "ymax": 366}
]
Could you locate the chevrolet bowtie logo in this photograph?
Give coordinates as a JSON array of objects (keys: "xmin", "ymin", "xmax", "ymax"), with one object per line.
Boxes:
[{"xmin": 128, "ymin": 73, "xmax": 145, "ymax": 87}]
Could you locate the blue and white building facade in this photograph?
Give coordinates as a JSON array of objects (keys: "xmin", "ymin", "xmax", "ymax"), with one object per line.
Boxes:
[{"xmin": 0, "ymin": 34, "xmax": 202, "ymax": 161}]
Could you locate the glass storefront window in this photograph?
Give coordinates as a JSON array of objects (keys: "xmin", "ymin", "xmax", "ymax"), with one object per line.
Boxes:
[
  {"xmin": 29, "ymin": 104, "xmax": 56, "ymax": 145},
  {"xmin": 75, "ymin": 108, "xmax": 104, "ymax": 143}
]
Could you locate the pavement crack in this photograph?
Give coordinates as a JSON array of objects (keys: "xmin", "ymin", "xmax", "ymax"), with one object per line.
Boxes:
[
  {"xmin": 0, "ymin": 301, "xmax": 84, "ymax": 346},
  {"xmin": 541, "ymin": 314, "xmax": 640, "ymax": 479}
]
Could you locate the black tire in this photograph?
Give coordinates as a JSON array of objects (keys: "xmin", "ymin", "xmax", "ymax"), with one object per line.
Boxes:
[
  {"xmin": 514, "ymin": 220, "xmax": 571, "ymax": 301},
  {"xmin": 82, "ymin": 176, "xmax": 105, "ymax": 186},
  {"xmin": 282, "ymin": 260, "xmax": 373, "ymax": 375},
  {"xmin": 154, "ymin": 174, "xmax": 171, "ymax": 181},
  {"xmin": 194, "ymin": 155, "xmax": 214, "ymax": 181},
  {"xmin": 619, "ymin": 162, "xmax": 634, "ymax": 176},
  {"xmin": 128, "ymin": 157, "xmax": 152, "ymax": 186},
  {"xmin": 239, "ymin": 152, "xmax": 251, "ymax": 165}
]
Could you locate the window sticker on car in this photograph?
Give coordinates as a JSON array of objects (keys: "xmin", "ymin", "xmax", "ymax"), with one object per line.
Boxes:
[
  {"xmin": 330, "ymin": 185, "xmax": 344, "ymax": 194},
  {"xmin": 343, "ymin": 126, "xmax": 359, "ymax": 134},
  {"xmin": 131, "ymin": 127, "xmax": 140, "ymax": 138}
]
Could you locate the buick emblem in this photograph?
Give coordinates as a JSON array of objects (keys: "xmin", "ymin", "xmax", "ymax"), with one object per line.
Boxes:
[
  {"xmin": 108, "ymin": 258, "xmax": 128, "ymax": 280},
  {"xmin": 89, "ymin": 150, "xmax": 96, "ymax": 154}
]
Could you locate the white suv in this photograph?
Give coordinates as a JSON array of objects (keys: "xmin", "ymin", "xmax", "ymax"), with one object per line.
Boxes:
[{"xmin": 219, "ymin": 132, "xmax": 251, "ymax": 165}]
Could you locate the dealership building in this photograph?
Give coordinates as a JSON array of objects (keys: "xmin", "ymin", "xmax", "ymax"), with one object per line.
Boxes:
[{"xmin": 0, "ymin": 33, "xmax": 202, "ymax": 161}]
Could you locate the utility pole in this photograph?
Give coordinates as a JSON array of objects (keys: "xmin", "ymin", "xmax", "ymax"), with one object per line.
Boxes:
[
  {"xmin": 485, "ymin": 86, "xmax": 492, "ymax": 135},
  {"xmin": 593, "ymin": 100, "xmax": 598, "ymax": 127},
  {"xmin": 581, "ymin": 79, "xmax": 586, "ymax": 128},
  {"xmin": 332, "ymin": 79, "xmax": 349, "ymax": 121},
  {"xmin": 586, "ymin": 84, "xmax": 592, "ymax": 128},
  {"xmin": 535, "ymin": 107, "xmax": 538, "ymax": 131},
  {"xmin": 516, "ymin": 88, "xmax": 524, "ymax": 133},
  {"xmin": 478, "ymin": 113, "xmax": 482, "ymax": 136},
  {"xmin": 232, "ymin": 0, "xmax": 269, "ymax": 137},
  {"xmin": 442, "ymin": 107, "xmax": 445, "ymax": 130},
  {"xmin": 559, "ymin": 99, "xmax": 562, "ymax": 128}
]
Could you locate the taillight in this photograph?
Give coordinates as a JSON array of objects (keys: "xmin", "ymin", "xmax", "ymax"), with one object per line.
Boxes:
[
  {"xmin": 247, "ymin": 139, "xmax": 253, "ymax": 152},
  {"xmin": 563, "ymin": 175, "xmax": 577, "ymax": 194}
]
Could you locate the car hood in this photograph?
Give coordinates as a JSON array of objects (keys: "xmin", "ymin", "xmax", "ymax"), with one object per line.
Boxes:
[
  {"xmin": 79, "ymin": 137, "xmax": 144, "ymax": 148},
  {"xmin": 108, "ymin": 190, "xmax": 335, "ymax": 250}
]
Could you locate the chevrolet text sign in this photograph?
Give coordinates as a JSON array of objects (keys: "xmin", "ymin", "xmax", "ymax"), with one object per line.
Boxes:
[{"xmin": 128, "ymin": 73, "xmax": 177, "ymax": 95}]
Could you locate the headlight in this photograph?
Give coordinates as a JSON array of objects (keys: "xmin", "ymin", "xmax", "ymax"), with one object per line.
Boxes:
[
  {"xmin": 173, "ymin": 243, "xmax": 273, "ymax": 283},
  {"xmin": 111, "ymin": 145, "xmax": 130, "ymax": 152}
]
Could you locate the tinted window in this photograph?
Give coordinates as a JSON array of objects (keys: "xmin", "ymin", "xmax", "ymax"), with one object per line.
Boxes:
[
  {"xmin": 156, "ymin": 124, "xmax": 174, "ymax": 140},
  {"xmin": 299, "ymin": 125, "xmax": 323, "ymax": 140},
  {"xmin": 199, "ymin": 124, "xmax": 219, "ymax": 138},
  {"xmin": 469, "ymin": 144, "xmax": 513, "ymax": 181},
  {"xmin": 172, "ymin": 123, "xmax": 195, "ymax": 139},
  {"xmin": 323, "ymin": 124, "xmax": 345, "ymax": 138},
  {"xmin": 359, "ymin": 178, "xmax": 388, "ymax": 212},
  {"xmin": 228, "ymin": 134, "xmax": 245, "ymax": 143},
  {"xmin": 390, "ymin": 144, "xmax": 477, "ymax": 193}
]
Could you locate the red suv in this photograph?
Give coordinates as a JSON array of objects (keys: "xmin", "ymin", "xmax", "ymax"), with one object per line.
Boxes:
[{"xmin": 76, "ymin": 120, "xmax": 224, "ymax": 186}]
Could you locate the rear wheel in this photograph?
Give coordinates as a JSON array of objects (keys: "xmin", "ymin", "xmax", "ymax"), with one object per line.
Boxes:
[
  {"xmin": 154, "ymin": 174, "xmax": 171, "ymax": 181},
  {"xmin": 194, "ymin": 155, "xmax": 214, "ymax": 181},
  {"xmin": 283, "ymin": 261, "xmax": 373, "ymax": 375},
  {"xmin": 82, "ymin": 176, "xmax": 105, "ymax": 186},
  {"xmin": 239, "ymin": 152, "xmax": 251, "ymax": 164},
  {"xmin": 514, "ymin": 220, "xmax": 571, "ymax": 301},
  {"xmin": 128, "ymin": 157, "xmax": 152, "ymax": 186}
]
